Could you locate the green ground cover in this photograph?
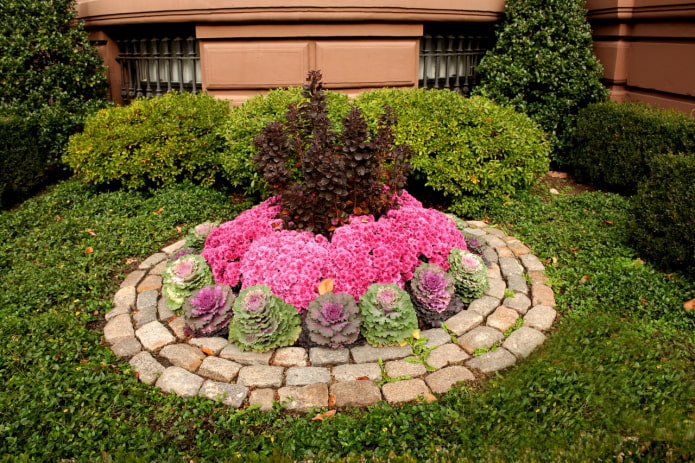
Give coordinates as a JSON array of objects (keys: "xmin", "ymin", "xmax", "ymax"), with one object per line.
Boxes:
[{"xmin": 0, "ymin": 180, "xmax": 692, "ymax": 462}]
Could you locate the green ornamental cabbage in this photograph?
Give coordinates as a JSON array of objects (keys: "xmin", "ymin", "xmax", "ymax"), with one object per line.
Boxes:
[
  {"xmin": 359, "ymin": 283, "xmax": 418, "ymax": 347},
  {"xmin": 448, "ymin": 248, "xmax": 489, "ymax": 302},
  {"xmin": 162, "ymin": 254, "xmax": 214, "ymax": 313},
  {"xmin": 228, "ymin": 285, "xmax": 301, "ymax": 352}
]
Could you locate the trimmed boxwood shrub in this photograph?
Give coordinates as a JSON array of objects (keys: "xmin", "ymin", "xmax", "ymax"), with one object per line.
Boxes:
[
  {"xmin": 354, "ymin": 88, "xmax": 551, "ymax": 217},
  {"xmin": 569, "ymin": 101, "xmax": 695, "ymax": 194},
  {"xmin": 0, "ymin": 115, "xmax": 43, "ymax": 208},
  {"xmin": 64, "ymin": 92, "xmax": 231, "ymax": 190},
  {"xmin": 629, "ymin": 152, "xmax": 695, "ymax": 275},
  {"xmin": 219, "ymin": 87, "xmax": 351, "ymax": 199},
  {"xmin": 473, "ymin": 0, "xmax": 607, "ymax": 161}
]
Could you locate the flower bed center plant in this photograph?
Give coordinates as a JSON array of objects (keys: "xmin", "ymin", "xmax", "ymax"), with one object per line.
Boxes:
[{"xmin": 164, "ymin": 71, "xmax": 488, "ymax": 351}]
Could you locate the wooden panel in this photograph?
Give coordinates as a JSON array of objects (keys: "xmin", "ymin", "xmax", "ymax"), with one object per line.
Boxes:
[
  {"xmin": 201, "ymin": 41, "xmax": 311, "ymax": 89},
  {"xmin": 316, "ymin": 40, "xmax": 419, "ymax": 87}
]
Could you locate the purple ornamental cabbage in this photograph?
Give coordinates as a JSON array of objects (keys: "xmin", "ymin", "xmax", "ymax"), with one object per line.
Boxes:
[
  {"xmin": 182, "ymin": 284, "xmax": 234, "ymax": 337},
  {"xmin": 186, "ymin": 221, "xmax": 219, "ymax": 250},
  {"xmin": 409, "ymin": 263, "xmax": 455, "ymax": 314},
  {"xmin": 162, "ymin": 254, "xmax": 214, "ymax": 312},
  {"xmin": 306, "ymin": 292, "xmax": 361, "ymax": 349}
]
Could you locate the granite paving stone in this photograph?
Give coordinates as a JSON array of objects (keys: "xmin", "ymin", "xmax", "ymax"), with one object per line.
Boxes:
[
  {"xmin": 523, "ymin": 305, "xmax": 557, "ymax": 331},
  {"xmin": 159, "ymin": 344, "xmax": 205, "ymax": 371},
  {"xmin": 149, "ymin": 260, "xmax": 167, "ymax": 276},
  {"xmin": 135, "ymin": 320, "xmax": 175, "ymax": 351},
  {"xmin": 198, "ymin": 356, "xmax": 242, "ymax": 382},
  {"xmin": 285, "ymin": 367, "xmax": 331, "ymax": 386},
  {"xmin": 520, "ymin": 253, "xmax": 545, "ymax": 272},
  {"xmin": 467, "ymin": 295, "xmax": 501, "ymax": 318},
  {"xmin": 496, "ymin": 246, "xmax": 514, "ymax": 258},
  {"xmin": 466, "ymin": 348, "xmax": 517, "ymax": 373},
  {"xmin": 272, "ymin": 347, "xmax": 308, "ymax": 367},
  {"xmin": 507, "ymin": 240, "xmax": 531, "ymax": 257},
  {"xmin": 484, "ymin": 235, "xmax": 506, "ymax": 248},
  {"xmin": 483, "ymin": 227, "xmax": 506, "ymax": 237},
  {"xmin": 331, "ymin": 380, "xmax": 382, "ymax": 408},
  {"xmin": 503, "ymin": 293, "xmax": 532, "ymax": 315},
  {"xmin": 156, "ymin": 366, "xmax": 203, "ymax": 397},
  {"xmin": 332, "ymin": 363, "xmax": 381, "ymax": 382},
  {"xmin": 427, "ymin": 343, "xmax": 470, "ymax": 369},
  {"xmin": 219, "ymin": 344, "xmax": 272, "ymax": 365},
  {"xmin": 136, "ymin": 290, "xmax": 158, "ymax": 310},
  {"xmin": 237, "ymin": 366, "xmax": 284, "ymax": 388},
  {"xmin": 199, "ymin": 380, "xmax": 248, "ymax": 408},
  {"xmin": 420, "ymin": 328, "xmax": 452, "ymax": 348},
  {"xmin": 499, "ymin": 257, "xmax": 524, "ymax": 277},
  {"xmin": 248, "ymin": 388, "xmax": 275, "ymax": 412},
  {"xmin": 104, "ymin": 313, "xmax": 135, "ymax": 345},
  {"xmin": 309, "ymin": 347, "xmax": 350, "ymax": 366},
  {"xmin": 189, "ymin": 336, "xmax": 229, "ymax": 355},
  {"xmin": 527, "ymin": 270, "xmax": 549, "ymax": 286},
  {"xmin": 487, "ymin": 306, "xmax": 520, "ymax": 333},
  {"xmin": 105, "ymin": 304, "xmax": 130, "ymax": 322},
  {"xmin": 138, "ymin": 252, "xmax": 167, "ymax": 270},
  {"xmin": 463, "ymin": 227, "xmax": 486, "ymax": 237},
  {"xmin": 506, "ymin": 274, "xmax": 529, "ymax": 294},
  {"xmin": 482, "ymin": 247, "xmax": 499, "ymax": 265},
  {"xmin": 133, "ymin": 305, "xmax": 158, "ymax": 329},
  {"xmin": 120, "ymin": 270, "xmax": 146, "ymax": 289},
  {"xmin": 532, "ymin": 284, "xmax": 556, "ymax": 307},
  {"xmin": 350, "ymin": 345, "xmax": 412, "ymax": 363},
  {"xmin": 502, "ymin": 327, "xmax": 546, "ymax": 359},
  {"xmin": 279, "ymin": 383, "xmax": 329, "ymax": 412},
  {"xmin": 129, "ymin": 351, "xmax": 165, "ymax": 385},
  {"xmin": 157, "ymin": 296, "xmax": 176, "ymax": 321},
  {"xmin": 167, "ymin": 317, "xmax": 187, "ymax": 340},
  {"xmin": 111, "ymin": 336, "xmax": 142, "ymax": 358},
  {"xmin": 385, "ymin": 359, "xmax": 427, "ymax": 378},
  {"xmin": 382, "ymin": 379, "xmax": 430, "ymax": 404},
  {"xmin": 137, "ymin": 275, "xmax": 162, "ymax": 293},
  {"xmin": 112, "ymin": 286, "xmax": 136, "ymax": 313},
  {"xmin": 162, "ymin": 239, "xmax": 186, "ymax": 256},
  {"xmin": 484, "ymin": 277, "xmax": 507, "ymax": 299},
  {"xmin": 425, "ymin": 366, "xmax": 475, "ymax": 394},
  {"xmin": 445, "ymin": 310, "xmax": 483, "ymax": 336},
  {"xmin": 458, "ymin": 326, "xmax": 505, "ymax": 354}
]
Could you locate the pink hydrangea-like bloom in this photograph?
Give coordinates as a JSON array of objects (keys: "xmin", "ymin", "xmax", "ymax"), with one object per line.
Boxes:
[{"xmin": 202, "ymin": 190, "xmax": 467, "ymax": 311}]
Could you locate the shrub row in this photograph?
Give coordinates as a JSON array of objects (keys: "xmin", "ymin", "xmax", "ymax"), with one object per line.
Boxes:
[
  {"xmin": 64, "ymin": 92, "xmax": 231, "ymax": 190},
  {"xmin": 569, "ymin": 101, "xmax": 695, "ymax": 194},
  {"xmin": 66, "ymin": 87, "xmax": 551, "ymax": 218}
]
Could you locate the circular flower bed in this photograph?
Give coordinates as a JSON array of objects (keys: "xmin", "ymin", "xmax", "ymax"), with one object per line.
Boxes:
[{"xmin": 163, "ymin": 190, "xmax": 490, "ymax": 351}]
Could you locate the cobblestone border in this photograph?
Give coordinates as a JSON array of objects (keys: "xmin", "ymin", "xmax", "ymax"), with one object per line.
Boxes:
[{"xmin": 104, "ymin": 221, "xmax": 556, "ymax": 412}]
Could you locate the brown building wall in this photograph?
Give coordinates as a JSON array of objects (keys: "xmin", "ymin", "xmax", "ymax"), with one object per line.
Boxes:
[
  {"xmin": 77, "ymin": 0, "xmax": 695, "ymax": 114},
  {"xmin": 587, "ymin": 0, "xmax": 695, "ymax": 114}
]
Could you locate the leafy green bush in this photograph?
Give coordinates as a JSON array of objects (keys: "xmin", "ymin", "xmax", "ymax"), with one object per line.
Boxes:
[
  {"xmin": 0, "ymin": 115, "xmax": 42, "ymax": 208},
  {"xmin": 220, "ymin": 87, "xmax": 351, "ymax": 199},
  {"xmin": 354, "ymin": 88, "xmax": 550, "ymax": 217},
  {"xmin": 0, "ymin": 0, "xmax": 107, "ymax": 196},
  {"xmin": 64, "ymin": 92, "xmax": 231, "ymax": 190},
  {"xmin": 473, "ymin": 0, "xmax": 607, "ymax": 161},
  {"xmin": 629, "ymin": 153, "xmax": 695, "ymax": 275},
  {"xmin": 569, "ymin": 101, "xmax": 695, "ymax": 194}
]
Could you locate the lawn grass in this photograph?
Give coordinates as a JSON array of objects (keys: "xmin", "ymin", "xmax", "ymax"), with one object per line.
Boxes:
[{"xmin": 0, "ymin": 179, "xmax": 693, "ymax": 462}]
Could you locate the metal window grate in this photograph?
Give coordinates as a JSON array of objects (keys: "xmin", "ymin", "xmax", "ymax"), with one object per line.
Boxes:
[
  {"xmin": 419, "ymin": 34, "xmax": 490, "ymax": 97},
  {"xmin": 116, "ymin": 36, "xmax": 202, "ymax": 102}
]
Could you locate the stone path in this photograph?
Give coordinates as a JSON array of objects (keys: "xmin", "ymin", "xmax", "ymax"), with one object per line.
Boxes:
[{"xmin": 104, "ymin": 221, "xmax": 556, "ymax": 413}]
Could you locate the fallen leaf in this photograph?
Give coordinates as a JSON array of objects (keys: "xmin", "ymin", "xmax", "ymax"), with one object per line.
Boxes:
[
  {"xmin": 569, "ymin": 247, "xmax": 579, "ymax": 252},
  {"xmin": 201, "ymin": 347, "xmax": 215, "ymax": 356},
  {"xmin": 318, "ymin": 279, "xmax": 334, "ymax": 295},
  {"xmin": 85, "ymin": 246, "xmax": 93, "ymax": 254},
  {"xmin": 328, "ymin": 394, "xmax": 336, "ymax": 409},
  {"xmin": 176, "ymin": 225, "xmax": 183, "ymax": 233},
  {"xmin": 684, "ymin": 299, "xmax": 695, "ymax": 312},
  {"xmin": 356, "ymin": 376, "xmax": 370, "ymax": 381},
  {"xmin": 604, "ymin": 220, "xmax": 614, "ymax": 225},
  {"xmin": 84, "ymin": 229, "xmax": 97, "ymax": 237},
  {"xmin": 311, "ymin": 410, "xmax": 337, "ymax": 421},
  {"xmin": 580, "ymin": 275, "xmax": 591, "ymax": 281},
  {"xmin": 416, "ymin": 392, "xmax": 438, "ymax": 404},
  {"xmin": 153, "ymin": 207, "xmax": 164, "ymax": 215}
]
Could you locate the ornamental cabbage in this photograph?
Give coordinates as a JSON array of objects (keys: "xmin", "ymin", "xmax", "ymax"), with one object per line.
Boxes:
[
  {"xmin": 162, "ymin": 254, "xmax": 214, "ymax": 312},
  {"xmin": 359, "ymin": 283, "xmax": 418, "ymax": 347},
  {"xmin": 186, "ymin": 221, "xmax": 219, "ymax": 251},
  {"xmin": 182, "ymin": 284, "xmax": 234, "ymax": 337},
  {"xmin": 305, "ymin": 292, "xmax": 362, "ymax": 349},
  {"xmin": 228, "ymin": 285, "xmax": 301, "ymax": 352},
  {"xmin": 409, "ymin": 263, "xmax": 455, "ymax": 314},
  {"xmin": 448, "ymin": 248, "xmax": 489, "ymax": 302}
]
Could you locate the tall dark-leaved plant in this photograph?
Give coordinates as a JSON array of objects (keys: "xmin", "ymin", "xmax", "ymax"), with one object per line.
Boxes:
[{"xmin": 253, "ymin": 71, "xmax": 412, "ymax": 235}]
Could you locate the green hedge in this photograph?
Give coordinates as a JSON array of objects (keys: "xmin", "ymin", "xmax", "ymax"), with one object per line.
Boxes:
[
  {"xmin": 569, "ymin": 101, "xmax": 695, "ymax": 194},
  {"xmin": 0, "ymin": 114, "xmax": 43, "ymax": 208},
  {"xmin": 354, "ymin": 88, "xmax": 551, "ymax": 217},
  {"xmin": 220, "ymin": 87, "xmax": 351, "ymax": 199},
  {"xmin": 629, "ymin": 152, "xmax": 695, "ymax": 275},
  {"xmin": 64, "ymin": 92, "xmax": 231, "ymax": 190}
]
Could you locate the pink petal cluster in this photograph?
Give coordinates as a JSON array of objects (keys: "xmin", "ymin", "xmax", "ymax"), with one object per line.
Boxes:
[{"xmin": 202, "ymin": 190, "xmax": 467, "ymax": 311}]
